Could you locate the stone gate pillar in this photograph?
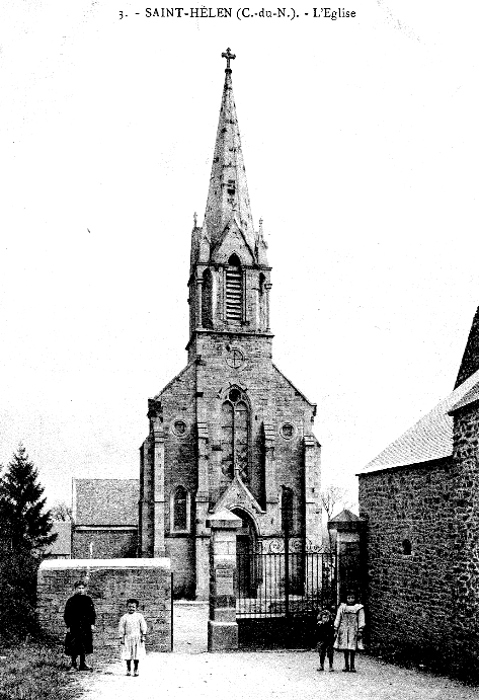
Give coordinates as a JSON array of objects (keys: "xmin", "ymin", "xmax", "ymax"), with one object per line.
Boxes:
[
  {"xmin": 206, "ymin": 509, "xmax": 242, "ymax": 652},
  {"xmin": 328, "ymin": 509, "xmax": 364, "ymax": 604}
]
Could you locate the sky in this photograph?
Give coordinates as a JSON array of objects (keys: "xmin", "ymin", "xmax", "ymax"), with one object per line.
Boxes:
[{"xmin": 1, "ymin": 1, "xmax": 478, "ymax": 509}]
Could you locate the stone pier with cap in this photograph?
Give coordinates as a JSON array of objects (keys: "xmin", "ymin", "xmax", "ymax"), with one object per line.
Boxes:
[{"xmin": 207, "ymin": 509, "xmax": 242, "ymax": 652}]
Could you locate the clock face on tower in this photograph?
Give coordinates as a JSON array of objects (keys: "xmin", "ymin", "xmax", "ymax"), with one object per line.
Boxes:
[{"xmin": 226, "ymin": 346, "xmax": 245, "ymax": 370}]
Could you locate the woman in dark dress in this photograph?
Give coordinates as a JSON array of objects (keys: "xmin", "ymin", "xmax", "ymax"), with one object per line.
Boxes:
[{"xmin": 64, "ymin": 581, "xmax": 96, "ymax": 670}]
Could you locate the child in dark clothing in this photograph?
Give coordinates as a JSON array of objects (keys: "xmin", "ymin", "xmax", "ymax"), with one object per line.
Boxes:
[{"xmin": 316, "ymin": 608, "xmax": 335, "ymax": 671}]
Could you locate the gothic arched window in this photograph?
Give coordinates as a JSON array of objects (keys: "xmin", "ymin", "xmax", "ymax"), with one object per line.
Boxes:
[
  {"xmin": 171, "ymin": 485, "xmax": 190, "ymax": 532},
  {"xmin": 258, "ymin": 272, "xmax": 266, "ymax": 329},
  {"xmin": 221, "ymin": 387, "xmax": 249, "ymax": 481},
  {"xmin": 226, "ymin": 254, "xmax": 243, "ymax": 323},
  {"xmin": 202, "ymin": 268, "xmax": 213, "ymax": 328},
  {"xmin": 281, "ymin": 486, "xmax": 294, "ymax": 535}
]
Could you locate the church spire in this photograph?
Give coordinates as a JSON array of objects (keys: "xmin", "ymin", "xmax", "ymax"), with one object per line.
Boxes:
[{"xmin": 203, "ymin": 48, "xmax": 255, "ymax": 256}]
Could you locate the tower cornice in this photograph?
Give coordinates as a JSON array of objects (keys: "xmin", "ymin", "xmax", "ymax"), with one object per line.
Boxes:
[{"xmin": 186, "ymin": 328, "xmax": 274, "ymax": 353}]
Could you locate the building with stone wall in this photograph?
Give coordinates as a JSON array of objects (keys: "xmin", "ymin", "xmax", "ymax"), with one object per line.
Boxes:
[
  {"xmin": 72, "ymin": 479, "xmax": 138, "ymax": 559},
  {"xmin": 139, "ymin": 51, "xmax": 322, "ymax": 599},
  {"xmin": 358, "ymin": 306, "xmax": 479, "ymax": 681}
]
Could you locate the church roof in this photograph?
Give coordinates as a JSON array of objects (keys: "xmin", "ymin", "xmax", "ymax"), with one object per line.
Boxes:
[
  {"xmin": 272, "ymin": 363, "xmax": 317, "ymax": 410},
  {"xmin": 449, "ymin": 381, "xmax": 479, "ymax": 414},
  {"xmin": 73, "ymin": 478, "xmax": 139, "ymax": 526},
  {"xmin": 202, "ymin": 49, "xmax": 256, "ymax": 257},
  {"xmin": 455, "ymin": 306, "xmax": 479, "ymax": 388},
  {"xmin": 153, "ymin": 361, "xmax": 195, "ymax": 400},
  {"xmin": 361, "ymin": 367, "xmax": 479, "ymax": 473}
]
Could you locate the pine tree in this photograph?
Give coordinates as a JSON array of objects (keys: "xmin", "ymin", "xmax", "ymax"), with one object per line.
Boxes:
[
  {"xmin": 0, "ymin": 444, "xmax": 56, "ymax": 554},
  {"xmin": 0, "ymin": 445, "xmax": 57, "ymax": 642}
]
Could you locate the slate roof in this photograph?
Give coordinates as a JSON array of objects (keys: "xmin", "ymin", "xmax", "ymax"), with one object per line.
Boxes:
[
  {"xmin": 362, "ymin": 368, "xmax": 479, "ymax": 473},
  {"xmin": 329, "ymin": 509, "xmax": 361, "ymax": 524},
  {"xmin": 73, "ymin": 479, "xmax": 139, "ymax": 526},
  {"xmin": 45, "ymin": 521, "xmax": 72, "ymax": 556},
  {"xmin": 448, "ymin": 382, "xmax": 479, "ymax": 414}
]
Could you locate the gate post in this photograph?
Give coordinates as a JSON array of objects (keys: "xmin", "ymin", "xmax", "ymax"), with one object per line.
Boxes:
[
  {"xmin": 328, "ymin": 509, "xmax": 364, "ymax": 604},
  {"xmin": 206, "ymin": 509, "xmax": 242, "ymax": 652}
]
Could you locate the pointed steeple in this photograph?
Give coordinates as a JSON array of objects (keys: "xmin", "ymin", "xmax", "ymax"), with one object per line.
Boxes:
[
  {"xmin": 203, "ymin": 49, "xmax": 256, "ymax": 257},
  {"xmin": 455, "ymin": 306, "xmax": 479, "ymax": 388}
]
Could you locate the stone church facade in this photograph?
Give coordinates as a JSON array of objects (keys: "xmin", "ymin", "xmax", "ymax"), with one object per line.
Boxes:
[
  {"xmin": 138, "ymin": 52, "xmax": 321, "ymax": 599},
  {"xmin": 359, "ymin": 306, "xmax": 479, "ymax": 681}
]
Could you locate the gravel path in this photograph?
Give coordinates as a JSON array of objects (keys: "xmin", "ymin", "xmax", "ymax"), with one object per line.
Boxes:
[{"xmin": 77, "ymin": 602, "xmax": 477, "ymax": 700}]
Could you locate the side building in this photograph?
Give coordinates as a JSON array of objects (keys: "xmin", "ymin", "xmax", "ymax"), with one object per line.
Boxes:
[
  {"xmin": 138, "ymin": 51, "xmax": 322, "ymax": 599},
  {"xmin": 358, "ymin": 306, "xmax": 479, "ymax": 681},
  {"xmin": 72, "ymin": 478, "xmax": 138, "ymax": 559}
]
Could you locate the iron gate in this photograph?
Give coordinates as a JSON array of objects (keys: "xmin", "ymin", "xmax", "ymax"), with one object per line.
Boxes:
[{"xmin": 236, "ymin": 542, "xmax": 337, "ymax": 619}]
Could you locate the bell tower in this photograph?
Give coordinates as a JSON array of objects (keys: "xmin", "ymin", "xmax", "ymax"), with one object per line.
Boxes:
[{"xmin": 187, "ymin": 48, "xmax": 272, "ymax": 363}]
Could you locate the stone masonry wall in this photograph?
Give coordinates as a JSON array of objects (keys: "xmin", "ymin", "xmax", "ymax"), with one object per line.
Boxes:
[
  {"xmin": 450, "ymin": 403, "xmax": 479, "ymax": 680},
  {"xmin": 37, "ymin": 559, "xmax": 172, "ymax": 652},
  {"xmin": 167, "ymin": 536, "xmax": 196, "ymax": 598},
  {"xmin": 72, "ymin": 529, "xmax": 137, "ymax": 559},
  {"xmin": 358, "ymin": 459, "xmax": 457, "ymax": 671}
]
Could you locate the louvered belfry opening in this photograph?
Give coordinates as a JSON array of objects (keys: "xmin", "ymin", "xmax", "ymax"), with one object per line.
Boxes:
[{"xmin": 226, "ymin": 253, "xmax": 243, "ymax": 323}]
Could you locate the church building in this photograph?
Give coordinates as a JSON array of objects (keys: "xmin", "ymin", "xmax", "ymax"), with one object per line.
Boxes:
[{"xmin": 138, "ymin": 50, "xmax": 321, "ymax": 599}]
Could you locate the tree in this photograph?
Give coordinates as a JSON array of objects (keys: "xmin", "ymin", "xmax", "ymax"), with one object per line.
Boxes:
[
  {"xmin": 50, "ymin": 500, "xmax": 73, "ymax": 522},
  {"xmin": 321, "ymin": 485, "xmax": 354, "ymax": 552},
  {"xmin": 321, "ymin": 485, "xmax": 350, "ymax": 523},
  {"xmin": 0, "ymin": 445, "xmax": 56, "ymax": 643},
  {"xmin": 0, "ymin": 444, "xmax": 56, "ymax": 554}
]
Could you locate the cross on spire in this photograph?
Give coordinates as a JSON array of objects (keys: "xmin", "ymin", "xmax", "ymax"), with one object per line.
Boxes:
[{"xmin": 222, "ymin": 47, "xmax": 236, "ymax": 71}]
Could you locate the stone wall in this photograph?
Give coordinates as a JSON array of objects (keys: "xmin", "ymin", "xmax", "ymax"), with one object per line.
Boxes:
[
  {"xmin": 167, "ymin": 536, "xmax": 196, "ymax": 598},
  {"xmin": 72, "ymin": 529, "xmax": 137, "ymax": 559},
  {"xmin": 37, "ymin": 558, "xmax": 172, "ymax": 652},
  {"xmin": 449, "ymin": 402, "xmax": 479, "ymax": 679},
  {"xmin": 358, "ymin": 459, "xmax": 457, "ymax": 671},
  {"xmin": 359, "ymin": 399, "xmax": 479, "ymax": 683}
]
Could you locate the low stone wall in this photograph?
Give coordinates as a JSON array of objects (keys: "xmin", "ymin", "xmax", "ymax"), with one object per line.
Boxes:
[{"xmin": 37, "ymin": 558, "xmax": 172, "ymax": 652}]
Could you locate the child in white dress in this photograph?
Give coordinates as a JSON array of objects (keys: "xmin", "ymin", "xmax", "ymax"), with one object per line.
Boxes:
[
  {"xmin": 118, "ymin": 599, "xmax": 148, "ymax": 677},
  {"xmin": 334, "ymin": 592, "xmax": 365, "ymax": 672}
]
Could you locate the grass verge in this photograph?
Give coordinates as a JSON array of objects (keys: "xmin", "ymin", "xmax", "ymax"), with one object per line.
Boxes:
[{"xmin": 0, "ymin": 639, "xmax": 115, "ymax": 700}]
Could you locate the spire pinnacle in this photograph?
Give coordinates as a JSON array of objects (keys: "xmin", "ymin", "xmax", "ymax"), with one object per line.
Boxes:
[
  {"xmin": 221, "ymin": 47, "xmax": 236, "ymax": 71},
  {"xmin": 202, "ymin": 48, "xmax": 255, "ymax": 256}
]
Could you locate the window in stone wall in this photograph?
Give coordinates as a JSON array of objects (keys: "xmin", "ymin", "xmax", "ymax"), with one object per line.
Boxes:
[
  {"xmin": 281, "ymin": 486, "xmax": 294, "ymax": 535},
  {"xmin": 221, "ymin": 386, "xmax": 249, "ymax": 482},
  {"xmin": 258, "ymin": 272, "xmax": 266, "ymax": 329},
  {"xmin": 202, "ymin": 268, "xmax": 213, "ymax": 328},
  {"xmin": 173, "ymin": 419, "xmax": 187, "ymax": 437},
  {"xmin": 225, "ymin": 254, "xmax": 243, "ymax": 323},
  {"xmin": 280, "ymin": 422, "xmax": 295, "ymax": 440},
  {"xmin": 171, "ymin": 486, "xmax": 190, "ymax": 532},
  {"xmin": 402, "ymin": 538, "xmax": 412, "ymax": 555}
]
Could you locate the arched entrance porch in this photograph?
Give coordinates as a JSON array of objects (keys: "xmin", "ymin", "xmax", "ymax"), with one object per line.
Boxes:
[{"xmin": 231, "ymin": 508, "xmax": 258, "ymax": 598}]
